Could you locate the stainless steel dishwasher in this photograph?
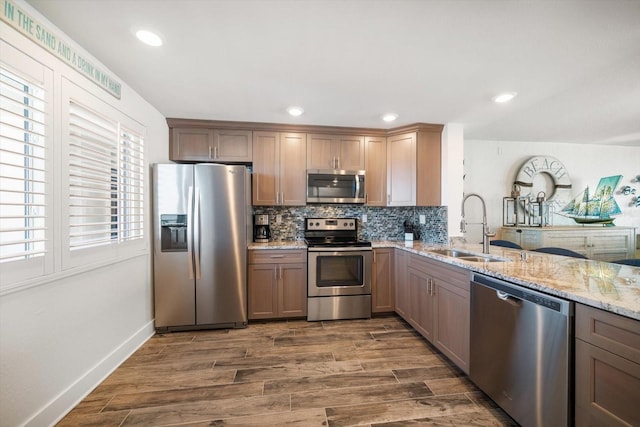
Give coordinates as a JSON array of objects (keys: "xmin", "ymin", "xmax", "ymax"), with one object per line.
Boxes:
[{"xmin": 470, "ymin": 273, "xmax": 573, "ymax": 427}]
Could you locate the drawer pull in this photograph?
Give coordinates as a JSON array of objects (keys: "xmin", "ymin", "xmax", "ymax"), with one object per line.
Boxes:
[{"xmin": 270, "ymin": 255, "xmax": 285, "ymax": 258}]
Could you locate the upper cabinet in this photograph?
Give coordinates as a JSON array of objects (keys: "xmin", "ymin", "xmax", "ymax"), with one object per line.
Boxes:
[
  {"xmin": 166, "ymin": 120, "xmax": 443, "ymax": 207},
  {"xmin": 170, "ymin": 128, "xmax": 213, "ymax": 161},
  {"xmin": 364, "ymin": 135, "xmax": 387, "ymax": 206},
  {"xmin": 253, "ymin": 131, "xmax": 307, "ymax": 206},
  {"xmin": 307, "ymin": 134, "xmax": 365, "ymax": 170},
  {"xmin": 416, "ymin": 128, "xmax": 442, "ymax": 206},
  {"xmin": 214, "ymin": 129, "xmax": 253, "ymax": 162},
  {"xmin": 386, "ymin": 125, "xmax": 443, "ymax": 206},
  {"xmin": 387, "ymin": 132, "xmax": 416, "ymax": 206},
  {"xmin": 170, "ymin": 127, "xmax": 252, "ymax": 162}
]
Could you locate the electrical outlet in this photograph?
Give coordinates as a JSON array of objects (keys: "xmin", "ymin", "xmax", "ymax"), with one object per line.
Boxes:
[
  {"xmin": 362, "ymin": 214, "xmax": 367, "ymax": 223},
  {"xmin": 419, "ymin": 214, "xmax": 426, "ymax": 224},
  {"xmin": 275, "ymin": 215, "xmax": 282, "ymax": 224}
]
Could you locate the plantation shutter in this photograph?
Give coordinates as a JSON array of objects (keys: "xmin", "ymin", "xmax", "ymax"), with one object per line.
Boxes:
[
  {"xmin": 68, "ymin": 101, "xmax": 118, "ymax": 250},
  {"xmin": 118, "ymin": 127, "xmax": 144, "ymax": 242},
  {"xmin": 0, "ymin": 68, "xmax": 47, "ymax": 262}
]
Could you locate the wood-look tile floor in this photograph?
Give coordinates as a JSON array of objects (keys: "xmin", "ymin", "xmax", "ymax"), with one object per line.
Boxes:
[{"xmin": 57, "ymin": 315, "xmax": 517, "ymax": 426}]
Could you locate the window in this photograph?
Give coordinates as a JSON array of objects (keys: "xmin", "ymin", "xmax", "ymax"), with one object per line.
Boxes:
[
  {"xmin": 0, "ymin": 67, "xmax": 47, "ymax": 263},
  {"xmin": 0, "ymin": 43, "xmax": 146, "ymax": 289},
  {"xmin": 67, "ymin": 100, "xmax": 145, "ymax": 252},
  {"xmin": 68, "ymin": 101, "xmax": 118, "ymax": 250},
  {"xmin": 118, "ymin": 127, "xmax": 144, "ymax": 242}
]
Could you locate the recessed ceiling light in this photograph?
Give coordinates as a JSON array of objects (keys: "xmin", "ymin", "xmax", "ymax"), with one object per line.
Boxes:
[
  {"xmin": 382, "ymin": 113, "xmax": 398, "ymax": 122},
  {"xmin": 492, "ymin": 92, "xmax": 518, "ymax": 103},
  {"xmin": 287, "ymin": 106, "xmax": 304, "ymax": 117},
  {"xmin": 136, "ymin": 30, "xmax": 163, "ymax": 47}
]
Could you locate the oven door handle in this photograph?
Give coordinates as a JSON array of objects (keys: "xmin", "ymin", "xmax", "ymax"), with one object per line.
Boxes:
[{"xmin": 308, "ymin": 247, "xmax": 372, "ymax": 252}]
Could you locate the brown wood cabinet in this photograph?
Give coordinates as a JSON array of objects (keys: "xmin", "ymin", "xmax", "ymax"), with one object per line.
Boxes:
[
  {"xmin": 399, "ymin": 253, "xmax": 471, "ymax": 373},
  {"xmin": 170, "ymin": 128, "xmax": 252, "ymax": 162},
  {"xmin": 307, "ymin": 134, "xmax": 365, "ymax": 170},
  {"xmin": 247, "ymin": 249, "xmax": 307, "ymax": 320},
  {"xmin": 415, "ymin": 128, "xmax": 442, "ymax": 206},
  {"xmin": 372, "ymin": 248, "xmax": 394, "ymax": 313},
  {"xmin": 166, "ymin": 120, "xmax": 444, "ymax": 208},
  {"xmin": 387, "ymin": 132, "xmax": 416, "ymax": 206},
  {"xmin": 500, "ymin": 226, "xmax": 636, "ymax": 261},
  {"xmin": 386, "ymin": 126, "xmax": 442, "ymax": 206},
  {"xmin": 394, "ymin": 249, "xmax": 409, "ymax": 319},
  {"xmin": 408, "ymin": 266, "xmax": 434, "ymax": 341},
  {"xmin": 365, "ymin": 135, "xmax": 387, "ymax": 206},
  {"xmin": 575, "ymin": 303, "xmax": 640, "ymax": 427},
  {"xmin": 252, "ymin": 131, "xmax": 307, "ymax": 206}
]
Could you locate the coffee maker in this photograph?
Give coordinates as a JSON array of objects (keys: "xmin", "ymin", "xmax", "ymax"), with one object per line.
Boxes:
[{"xmin": 253, "ymin": 214, "xmax": 271, "ymax": 243}]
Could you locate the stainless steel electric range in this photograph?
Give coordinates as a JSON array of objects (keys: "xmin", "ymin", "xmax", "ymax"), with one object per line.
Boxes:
[{"xmin": 304, "ymin": 218, "xmax": 372, "ymax": 321}]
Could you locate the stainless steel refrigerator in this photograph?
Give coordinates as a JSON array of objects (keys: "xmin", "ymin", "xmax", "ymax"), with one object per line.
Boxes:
[{"xmin": 152, "ymin": 163, "xmax": 251, "ymax": 331}]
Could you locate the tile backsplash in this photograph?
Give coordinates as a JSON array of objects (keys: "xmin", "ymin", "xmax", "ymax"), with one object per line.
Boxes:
[{"xmin": 253, "ymin": 205, "xmax": 448, "ymax": 243}]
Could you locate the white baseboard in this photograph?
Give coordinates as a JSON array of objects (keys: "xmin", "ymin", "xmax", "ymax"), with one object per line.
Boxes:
[{"xmin": 24, "ymin": 320, "xmax": 155, "ymax": 427}]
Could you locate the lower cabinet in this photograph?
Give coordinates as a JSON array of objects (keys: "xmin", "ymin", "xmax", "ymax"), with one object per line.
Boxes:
[
  {"xmin": 372, "ymin": 248, "xmax": 394, "ymax": 313},
  {"xmin": 408, "ymin": 268, "xmax": 434, "ymax": 341},
  {"xmin": 248, "ymin": 249, "xmax": 307, "ymax": 320},
  {"xmin": 398, "ymin": 253, "xmax": 471, "ymax": 373},
  {"xmin": 575, "ymin": 304, "xmax": 640, "ymax": 427},
  {"xmin": 394, "ymin": 249, "xmax": 409, "ymax": 319}
]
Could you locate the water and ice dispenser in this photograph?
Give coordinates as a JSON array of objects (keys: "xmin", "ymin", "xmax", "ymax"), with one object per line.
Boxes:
[{"xmin": 160, "ymin": 214, "xmax": 187, "ymax": 252}]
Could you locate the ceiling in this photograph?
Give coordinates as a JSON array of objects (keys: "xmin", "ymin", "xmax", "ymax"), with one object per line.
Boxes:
[{"xmin": 27, "ymin": 0, "xmax": 640, "ymax": 146}]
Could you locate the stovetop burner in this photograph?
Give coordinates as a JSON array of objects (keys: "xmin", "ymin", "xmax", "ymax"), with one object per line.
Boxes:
[{"xmin": 304, "ymin": 217, "xmax": 371, "ymax": 248}]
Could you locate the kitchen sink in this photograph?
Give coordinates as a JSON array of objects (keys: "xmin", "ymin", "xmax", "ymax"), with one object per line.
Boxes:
[{"xmin": 427, "ymin": 249, "xmax": 508, "ymax": 262}]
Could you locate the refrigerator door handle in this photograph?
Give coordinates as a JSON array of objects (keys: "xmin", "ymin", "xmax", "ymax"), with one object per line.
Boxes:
[
  {"xmin": 194, "ymin": 186, "xmax": 202, "ymax": 279},
  {"xmin": 187, "ymin": 185, "xmax": 195, "ymax": 280}
]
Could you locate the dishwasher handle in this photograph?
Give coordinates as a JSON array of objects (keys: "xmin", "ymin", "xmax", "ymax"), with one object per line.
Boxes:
[
  {"xmin": 496, "ymin": 290, "xmax": 522, "ymax": 306},
  {"xmin": 472, "ymin": 273, "xmax": 571, "ymax": 315}
]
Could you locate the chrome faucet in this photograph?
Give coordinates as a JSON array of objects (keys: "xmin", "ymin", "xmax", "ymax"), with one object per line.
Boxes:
[{"xmin": 461, "ymin": 193, "xmax": 495, "ymax": 254}]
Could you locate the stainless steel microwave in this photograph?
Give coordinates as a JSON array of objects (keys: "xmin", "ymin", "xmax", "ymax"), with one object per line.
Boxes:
[{"xmin": 306, "ymin": 169, "xmax": 366, "ymax": 204}]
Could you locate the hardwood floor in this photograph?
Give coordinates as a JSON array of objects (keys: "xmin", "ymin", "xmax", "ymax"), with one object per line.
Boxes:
[{"xmin": 57, "ymin": 315, "xmax": 516, "ymax": 426}]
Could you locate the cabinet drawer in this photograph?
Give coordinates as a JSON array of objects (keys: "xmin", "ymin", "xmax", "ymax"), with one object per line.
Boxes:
[
  {"xmin": 408, "ymin": 254, "xmax": 469, "ymax": 290},
  {"xmin": 249, "ymin": 249, "xmax": 306, "ymax": 265},
  {"xmin": 576, "ymin": 303, "xmax": 640, "ymax": 364}
]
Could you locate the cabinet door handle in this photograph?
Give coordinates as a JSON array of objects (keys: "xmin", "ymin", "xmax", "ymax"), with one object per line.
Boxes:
[
  {"xmin": 281, "ymin": 192, "xmax": 284, "ymax": 205},
  {"xmin": 214, "ymin": 146, "xmax": 218, "ymax": 159},
  {"xmin": 387, "ymin": 194, "xmax": 391, "ymax": 204},
  {"xmin": 275, "ymin": 192, "xmax": 279, "ymax": 205},
  {"xmin": 279, "ymin": 265, "xmax": 282, "ymax": 280},
  {"xmin": 208, "ymin": 146, "xmax": 212, "ymax": 159}
]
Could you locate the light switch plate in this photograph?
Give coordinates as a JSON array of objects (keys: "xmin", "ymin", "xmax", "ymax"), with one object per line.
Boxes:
[
  {"xmin": 362, "ymin": 214, "xmax": 367, "ymax": 223},
  {"xmin": 419, "ymin": 214, "xmax": 426, "ymax": 224},
  {"xmin": 275, "ymin": 215, "xmax": 282, "ymax": 224}
]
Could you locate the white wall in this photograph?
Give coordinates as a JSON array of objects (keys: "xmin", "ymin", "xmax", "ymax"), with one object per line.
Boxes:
[
  {"xmin": 0, "ymin": 2, "xmax": 168, "ymax": 426},
  {"xmin": 463, "ymin": 139, "xmax": 640, "ymax": 245},
  {"xmin": 441, "ymin": 123, "xmax": 465, "ymax": 240}
]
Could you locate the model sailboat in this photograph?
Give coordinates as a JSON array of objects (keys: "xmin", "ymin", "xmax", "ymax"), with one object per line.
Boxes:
[{"xmin": 560, "ymin": 175, "xmax": 622, "ymax": 225}]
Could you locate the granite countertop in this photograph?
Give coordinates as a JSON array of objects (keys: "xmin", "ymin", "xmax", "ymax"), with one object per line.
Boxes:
[
  {"xmin": 247, "ymin": 240, "xmax": 640, "ymax": 321},
  {"xmin": 375, "ymin": 241, "xmax": 640, "ymax": 321},
  {"xmin": 248, "ymin": 241, "xmax": 307, "ymax": 250}
]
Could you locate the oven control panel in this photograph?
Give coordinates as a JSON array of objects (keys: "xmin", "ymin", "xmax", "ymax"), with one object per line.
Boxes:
[{"xmin": 305, "ymin": 218, "xmax": 357, "ymax": 231}]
